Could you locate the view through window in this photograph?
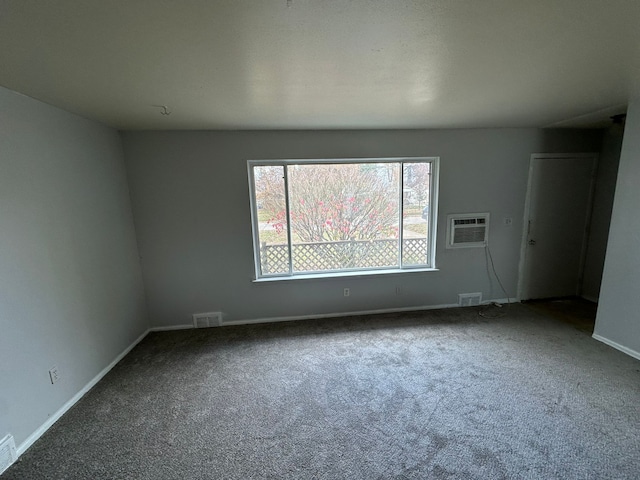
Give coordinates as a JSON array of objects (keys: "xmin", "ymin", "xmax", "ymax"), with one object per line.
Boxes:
[{"xmin": 249, "ymin": 158, "xmax": 438, "ymax": 279}]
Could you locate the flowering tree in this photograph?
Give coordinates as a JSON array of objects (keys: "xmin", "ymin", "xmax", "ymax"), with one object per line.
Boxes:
[{"xmin": 255, "ymin": 163, "xmax": 399, "ymax": 243}]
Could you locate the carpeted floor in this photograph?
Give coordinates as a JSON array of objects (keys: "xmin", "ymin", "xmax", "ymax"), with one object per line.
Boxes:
[
  {"xmin": 4, "ymin": 304, "xmax": 640, "ymax": 479},
  {"xmin": 523, "ymin": 297, "xmax": 597, "ymax": 334}
]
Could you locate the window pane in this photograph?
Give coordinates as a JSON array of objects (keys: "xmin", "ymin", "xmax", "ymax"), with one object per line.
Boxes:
[
  {"xmin": 402, "ymin": 162, "xmax": 431, "ymax": 266},
  {"xmin": 287, "ymin": 163, "xmax": 400, "ymax": 272},
  {"xmin": 253, "ymin": 165, "xmax": 290, "ymax": 275}
]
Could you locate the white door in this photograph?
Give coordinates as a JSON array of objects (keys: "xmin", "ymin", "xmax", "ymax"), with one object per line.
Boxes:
[{"xmin": 519, "ymin": 154, "xmax": 597, "ymax": 300}]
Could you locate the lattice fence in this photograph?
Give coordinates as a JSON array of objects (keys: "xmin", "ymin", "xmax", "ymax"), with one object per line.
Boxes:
[
  {"xmin": 260, "ymin": 238, "xmax": 428, "ymax": 274},
  {"xmin": 402, "ymin": 238, "xmax": 429, "ymax": 266}
]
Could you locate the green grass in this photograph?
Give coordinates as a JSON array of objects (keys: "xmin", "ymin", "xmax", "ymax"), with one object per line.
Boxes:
[
  {"xmin": 404, "ymin": 223, "xmax": 427, "ymax": 235},
  {"xmin": 258, "ymin": 230, "xmax": 288, "ymax": 244},
  {"xmin": 257, "ymin": 209, "xmax": 272, "ymax": 222},
  {"xmin": 404, "ymin": 206, "xmax": 423, "ymax": 216}
]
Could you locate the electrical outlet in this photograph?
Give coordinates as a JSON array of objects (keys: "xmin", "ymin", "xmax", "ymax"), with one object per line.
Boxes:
[
  {"xmin": 503, "ymin": 217, "xmax": 513, "ymax": 226},
  {"xmin": 49, "ymin": 366, "xmax": 60, "ymax": 384},
  {"xmin": 344, "ymin": 288, "xmax": 350, "ymax": 297}
]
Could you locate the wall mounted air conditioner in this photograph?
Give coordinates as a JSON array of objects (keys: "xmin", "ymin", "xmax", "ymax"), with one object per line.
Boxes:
[{"xmin": 446, "ymin": 213, "xmax": 490, "ymax": 248}]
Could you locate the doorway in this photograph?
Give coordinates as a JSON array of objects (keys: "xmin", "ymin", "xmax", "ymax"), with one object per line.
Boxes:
[{"xmin": 518, "ymin": 153, "xmax": 598, "ymax": 301}]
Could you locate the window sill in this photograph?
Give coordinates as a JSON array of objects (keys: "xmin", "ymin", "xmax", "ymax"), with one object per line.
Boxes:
[{"xmin": 253, "ymin": 267, "xmax": 439, "ymax": 283}]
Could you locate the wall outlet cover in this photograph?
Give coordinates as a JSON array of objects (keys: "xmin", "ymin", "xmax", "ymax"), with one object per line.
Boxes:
[{"xmin": 49, "ymin": 366, "xmax": 60, "ymax": 384}]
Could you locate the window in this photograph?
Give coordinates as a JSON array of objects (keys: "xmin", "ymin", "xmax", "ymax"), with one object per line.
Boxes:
[{"xmin": 248, "ymin": 157, "xmax": 439, "ymax": 280}]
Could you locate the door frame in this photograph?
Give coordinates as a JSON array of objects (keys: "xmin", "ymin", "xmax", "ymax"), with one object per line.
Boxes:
[{"xmin": 517, "ymin": 152, "xmax": 599, "ymax": 301}]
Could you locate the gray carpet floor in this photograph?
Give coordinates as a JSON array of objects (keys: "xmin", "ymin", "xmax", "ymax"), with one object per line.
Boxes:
[{"xmin": 4, "ymin": 304, "xmax": 640, "ymax": 479}]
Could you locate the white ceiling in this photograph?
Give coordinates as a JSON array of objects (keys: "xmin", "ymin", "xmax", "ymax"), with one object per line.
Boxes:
[{"xmin": 1, "ymin": 0, "xmax": 639, "ymax": 130}]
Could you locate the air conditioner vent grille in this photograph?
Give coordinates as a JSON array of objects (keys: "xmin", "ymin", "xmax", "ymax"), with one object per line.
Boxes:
[
  {"xmin": 447, "ymin": 213, "xmax": 490, "ymax": 248},
  {"xmin": 453, "ymin": 218, "xmax": 486, "ymax": 226},
  {"xmin": 453, "ymin": 226, "xmax": 487, "ymax": 244}
]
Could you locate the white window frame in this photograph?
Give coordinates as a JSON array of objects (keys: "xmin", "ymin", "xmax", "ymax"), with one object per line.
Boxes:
[{"xmin": 247, "ymin": 157, "xmax": 439, "ymax": 281}]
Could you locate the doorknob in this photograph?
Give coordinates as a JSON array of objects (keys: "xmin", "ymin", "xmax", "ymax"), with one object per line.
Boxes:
[{"xmin": 528, "ymin": 239, "xmax": 537, "ymax": 246}]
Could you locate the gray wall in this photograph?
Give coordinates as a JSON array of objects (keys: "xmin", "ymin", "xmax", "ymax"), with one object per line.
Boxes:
[
  {"xmin": 122, "ymin": 129, "xmax": 601, "ymax": 328},
  {"xmin": 595, "ymin": 99, "xmax": 640, "ymax": 356},
  {"xmin": 581, "ymin": 123, "xmax": 623, "ymax": 301},
  {"xmin": 0, "ymin": 87, "xmax": 147, "ymax": 448}
]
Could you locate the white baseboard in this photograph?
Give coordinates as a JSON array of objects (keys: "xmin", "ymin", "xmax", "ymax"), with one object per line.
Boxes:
[
  {"xmin": 221, "ymin": 303, "xmax": 458, "ymax": 326},
  {"xmin": 220, "ymin": 299, "xmax": 514, "ymax": 327},
  {"xmin": 592, "ymin": 334, "xmax": 640, "ymax": 361},
  {"xmin": 481, "ymin": 297, "xmax": 513, "ymax": 306},
  {"xmin": 16, "ymin": 328, "xmax": 150, "ymax": 457},
  {"xmin": 149, "ymin": 324, "xmax": 193, "ymax": 332},
  {"xmin": 148, "ymin": 299, "xmax": 516, "ymax": 331}
]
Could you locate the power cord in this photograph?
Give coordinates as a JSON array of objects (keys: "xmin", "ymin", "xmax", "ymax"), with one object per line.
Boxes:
[{"xmin": 479, "ymin": 244, "xmax": 511, "ymax": 318}]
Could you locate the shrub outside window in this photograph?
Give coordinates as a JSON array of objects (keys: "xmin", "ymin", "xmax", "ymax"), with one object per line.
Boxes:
[{"xmin": 248, "ymin": 158, "xmax": 439, "ymax": 279}]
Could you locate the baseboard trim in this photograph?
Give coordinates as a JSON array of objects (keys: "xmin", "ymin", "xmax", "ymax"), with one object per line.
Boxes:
[
  {"xmin": 220, "ymin": 299, "xmax": 513, "ymax": 327},
  {"xmin": 149, "ymin": 324, "xmax": 193, "ymax": 332},
  {"xmin": 16, "ymin": 328, "xmax": 150, "ymax": 457},
  {"xmin": 592, "ymin": 333, "xmax": 640, "ymax": 361},
  {"xmin": 222, "ymin": 303, "xmax": 458, "ymax": 326},
  {"xmin": 147, "ymin": 298, "xmax": 517, "ymax": 331},
  {"xmin": 581, "ymin": 294, "xmax": 599, "ymax": 303},
  {"xmin": 482, "ymin": 298, "xmax": 513, "ymax": 306}
]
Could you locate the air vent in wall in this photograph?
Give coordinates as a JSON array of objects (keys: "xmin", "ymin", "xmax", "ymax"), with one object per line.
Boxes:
[
  {"xmin": 458, "ymin": 292, "xmax": 482, "ymax": 307},
  {"xmin": 446, "ymin": 213, "xmax": 490, "ymax": 248},
  {"xmin": 192, "ymin": 311, "xmax": 223, "ymax": 328},
  {"xmin": 0, "ymin": 435, "xmax": 17, "ymax": 475}
]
